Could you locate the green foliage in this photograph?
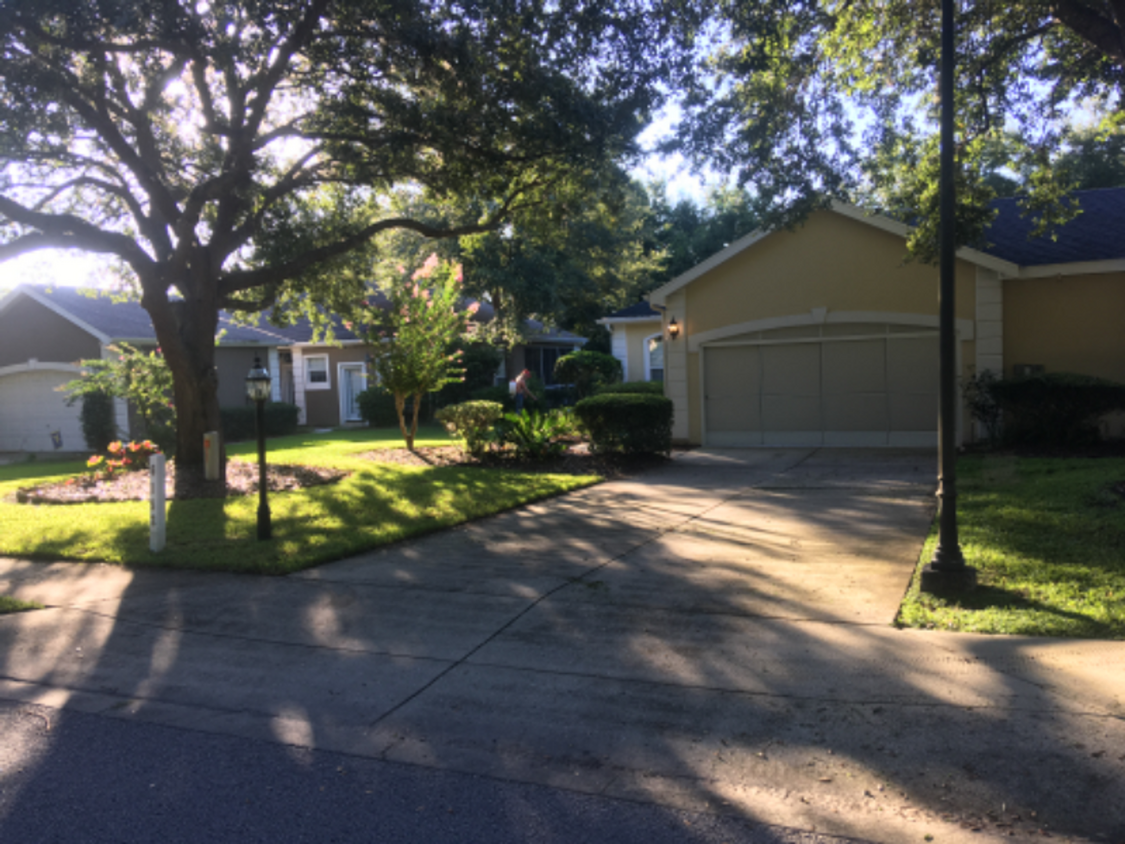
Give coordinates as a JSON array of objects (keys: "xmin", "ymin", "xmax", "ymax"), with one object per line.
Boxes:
[
  {"xmin": 436, "ymin": 344, "xmax": 504, "ymax": 407},
  {"xmin": 470, "ymin": 385, "xmax": 515, "ymax": 412},
  {"xmin": 898, "ymin": 455, "xmax": 1125, "ymax": 638},
  {"xmin": 499, "ymin": 411, "xmax": 570, "ymax": 460},
  {"xmin": 0, "ymin": 428, "xmax": 598, "ymax": 575},
  {"xmin": 554, "ymin": 350, "xmax": 622, "ymax": 398},
  {"xmin": 360, "ymin": 256, "xmax": 474, "ymax": 449},
  {"xmin": 435, "ymin": 401, "xmax": 505, "ymax": 458},
  {"xmin": 219, "ymin": 404, "xmax": 301, "ymax": 443},
  {"xmin": 63, "ymin": 343, "xmax": 176, "ymax": 451},
  {"xmin": 990, "ymin": 373, "xmax": 1125, "ymax": 446},
  {"xmin": 0, "ymin": 596, "xmax": 43, "ymax": 615},
  {"xmin": 0, "ymin": 0, "xmax": 697, "ymax": 477},
  {"xmin": 596, "ymin": 381, "xmax": 665, "ymax": 396},
  {"xmin": 680, "ymin": 0, "xmax": 1125, "ymax": 258},
  {"xmin": 574, "ymin": 394, "xmax": 673, "ymax": 455},
  {"xmin": 963, "ymin": 370, "xmax": 1004, "ymax": 446},
  {"xmin": 78, "ymin": 391, "xmax": 118, "ymax": 453}
]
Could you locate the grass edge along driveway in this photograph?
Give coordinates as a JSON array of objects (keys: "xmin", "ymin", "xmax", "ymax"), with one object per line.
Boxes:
[
  {"xmin": 898, "ymin": 453, "xmax": 1125, "ymax": 639},
  {"xmin": 0, "ymin": 428, "xmax": 599, "ymax": 576}
]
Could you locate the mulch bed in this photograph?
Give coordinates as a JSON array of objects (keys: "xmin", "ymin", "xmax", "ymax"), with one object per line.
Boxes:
[
  {"xmin": 15, "ymin": 462, "xmax": 348, "ymax": 505},
  {"xmin": 13, "ymin": 444, "xmax": 675, "ymax": 505},
  {"xmin": 360, "ymin": 444, "xmax": 673, "ymax": 480}
]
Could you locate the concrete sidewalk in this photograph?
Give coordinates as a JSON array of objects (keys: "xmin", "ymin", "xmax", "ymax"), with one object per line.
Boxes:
[{"xmin": 1, "ymin": 448, "xmax": 1123, "ymax": 843}]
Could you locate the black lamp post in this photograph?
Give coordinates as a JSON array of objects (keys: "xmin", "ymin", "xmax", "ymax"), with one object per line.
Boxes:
[
  {"xmin": 246, "ymin": 356, "xmax": 272, "ymax": 541},
  {"xmin": 921, "ymin": 0, "xmax": 976, "ymax": 593}
]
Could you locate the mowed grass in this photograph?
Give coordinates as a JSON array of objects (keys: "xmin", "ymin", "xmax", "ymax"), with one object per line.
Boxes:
[
  {"xmin": 0, "ymin": 427, "xmax": 599, "ymax": 575},
  {"xmin": 898, "ymin": 454, "xmax": 1125, "ymax": 638},
  {"xmin": 0, "ymin": 595, "xmax": 44, "ymax": 614}
]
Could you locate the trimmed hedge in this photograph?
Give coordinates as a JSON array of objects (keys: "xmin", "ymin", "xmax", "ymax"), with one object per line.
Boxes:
[
  {"xmin": 434, "ymin": 400, "xmax": 505, "ymax": 457},
  {"xmin": 595, "ymin": 381, "xmax": 664, "ymax": 396},
  {"xmin": 220, "ymin": 402, "xmax": 300, "ymax": 442},
  {"xmin": 574, "ymin": 393, "xmax": 673, "ymax": 455},
  {"xmin": 357, "ymin": 387, "xmax": 436, "ymax": 428},
  {"xmin": 990, "ymin": 372, "xmax": 1125, "ymax": 445},
  {"xmin": 554, "ymin": 350, "xmax": 622, "ymax": 398},
  {"xmin": 80, "ymin": 391, "xmax": 118, "ymax": 452}
]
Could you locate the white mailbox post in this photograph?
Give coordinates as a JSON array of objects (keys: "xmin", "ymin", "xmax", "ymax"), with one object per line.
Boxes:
[{"xmin": 149, "ymin": 453, "xmax": 166, "ymax": 552}]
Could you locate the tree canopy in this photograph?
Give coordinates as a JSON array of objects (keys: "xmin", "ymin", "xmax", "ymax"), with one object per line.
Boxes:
[
  {"xmin": 0, "ymin": 0, "xmax": 696, "ymax": 486},
  {"xmin": 677, "ymin": 0, "xmax": 1125, "ymax": 259}
]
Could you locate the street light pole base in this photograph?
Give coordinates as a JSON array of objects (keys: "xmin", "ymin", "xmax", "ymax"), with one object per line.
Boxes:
[{"xmin": 920, "ymin": 561, "xmax": 977, "ymax": 594}]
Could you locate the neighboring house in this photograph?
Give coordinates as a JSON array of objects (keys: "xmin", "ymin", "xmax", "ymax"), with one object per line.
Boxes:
[
  {"xmin": 0, "ymin": 284, "xmax": 587, "ymax": 450},
  {"xmin": 600, "ymin": 187, "xmax": 1125, "ymax": 447},
  {"xmin": 0, "ymin": 285, "xmax": 291, "ymax": 452}
]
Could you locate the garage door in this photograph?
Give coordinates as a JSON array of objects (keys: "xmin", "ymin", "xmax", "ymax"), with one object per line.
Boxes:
[
  {"xmin": 0, "ymin": 369, "xmax": 86, "ymax": 452},
  {"xmin": 704, "ymin": 331, "xmax": 939, "ymax": 447}
]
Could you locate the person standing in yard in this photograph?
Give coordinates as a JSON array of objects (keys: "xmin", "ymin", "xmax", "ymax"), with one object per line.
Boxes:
[{"xmin": 515, "ymin": 369, "xmax": 537, "ymax": 414}]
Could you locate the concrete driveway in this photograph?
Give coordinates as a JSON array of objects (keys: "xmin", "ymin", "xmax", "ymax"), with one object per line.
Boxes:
[{"xmin": 1, "ymin": 448, "xmax": 1123, "ymax": 843}]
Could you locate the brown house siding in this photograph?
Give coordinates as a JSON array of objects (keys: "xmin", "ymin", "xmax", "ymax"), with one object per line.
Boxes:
[
  {"xmin": 302, "ymin": 346, "xmax": 369, "ymax": 427},
  {"xmin": 0, "ymin": 296, "xmax": 101, "ymax": 367}
]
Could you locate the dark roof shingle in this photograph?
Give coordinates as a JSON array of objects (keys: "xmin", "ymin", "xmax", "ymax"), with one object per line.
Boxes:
[{"xmin": 982, "ymin": 187, "xmax": 1125, "ymax": 266}]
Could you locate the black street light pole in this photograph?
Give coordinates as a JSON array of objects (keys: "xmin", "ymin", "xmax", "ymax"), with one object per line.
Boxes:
[
  {"xmin": 246, "ymin": 356, "xmax": 272, "ymax": 541},
  {"xmin": 921, "ymin": 0, "xmax": 976, "ymax": 593}
]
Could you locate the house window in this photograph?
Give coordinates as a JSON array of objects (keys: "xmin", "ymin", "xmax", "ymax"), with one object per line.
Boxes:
[
  {"xmin": 305, "ymin": 354, "xmax": 330, "ymax": 389},
  {"xmin": 646, "ymin": 335, "xmax": 664, "ymax": 383}
]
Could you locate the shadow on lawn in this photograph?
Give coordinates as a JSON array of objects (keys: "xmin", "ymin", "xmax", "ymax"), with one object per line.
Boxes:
[{"xmin": 1, "ymin": 449, "xmax": 1122, "ymax": 842}]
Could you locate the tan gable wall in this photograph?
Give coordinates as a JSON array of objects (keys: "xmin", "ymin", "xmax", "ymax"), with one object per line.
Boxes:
[
  {"xmin": 1003, "ymin": 271, "xmax": 1125, "ymax": 383},
  {"xmin": 681, "ymin": 211, "xmax": 977, "ymax": 336},
  {"xmin": 0, "ymin": 295, "xmax": 101, "ymax": 367}
]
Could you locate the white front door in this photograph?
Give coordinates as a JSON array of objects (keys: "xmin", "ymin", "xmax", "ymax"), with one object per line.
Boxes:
[{"xmin": 338, "ymin": 363, "xmax": 367, "ymax": 423}]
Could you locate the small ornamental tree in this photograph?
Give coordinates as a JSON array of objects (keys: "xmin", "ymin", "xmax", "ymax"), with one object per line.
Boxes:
[
  {"xmin": 361, "ymin": 256, "xmax": 477, "ymax": 450},
  {"xmin": 63, "ymin": 343, "xmax": 176, "ymax": 453}
]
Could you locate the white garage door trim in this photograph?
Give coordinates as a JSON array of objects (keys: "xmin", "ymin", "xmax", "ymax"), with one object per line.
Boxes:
[{"xmin": 701, "ymin": 327, "xmax": 959, "ymax": 448}]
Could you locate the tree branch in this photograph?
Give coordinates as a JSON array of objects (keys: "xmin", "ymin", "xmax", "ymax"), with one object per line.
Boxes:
[{"xmin": 0, "ymin": 198, "xmax": 155, "ymax": 273}]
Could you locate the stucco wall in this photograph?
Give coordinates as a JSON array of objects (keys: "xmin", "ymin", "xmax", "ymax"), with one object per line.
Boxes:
[
  {"xmin": 612, "ymin": 321, "xmax": 661, "ymax": 382},
  {"xmin": 659, "ymin": 210, "xmax": 978, "ymax": 446},
  {"xmin": 1003, "ymin": 271, "xmax": 1125, "ymax": 383},
  {"xmin": 0, "ymin": 296, "xmax": 101, "ymax": 367},
  {"xmin": 681, "ymin": 211, "xmax": 976, "ymax": 337}
]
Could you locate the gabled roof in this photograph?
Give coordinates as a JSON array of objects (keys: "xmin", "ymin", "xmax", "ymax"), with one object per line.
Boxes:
[
  {"xmin": 984, "ymin": 188, "xmax": 1125, "ymax": 266},
  {"xmin": 601, "ymin": 301, "xmax": 662, "ymax": 321},
  {"xmin": 647, "ymin": 188, "xmax": 1125, "ymax": 306},
  {"xmin": 0, "ymin": 285, "xmax": 295, "ymax": 346},
  {"xmin": 1, "ymin": 283, "xmax": 586, "ymax": 348}
]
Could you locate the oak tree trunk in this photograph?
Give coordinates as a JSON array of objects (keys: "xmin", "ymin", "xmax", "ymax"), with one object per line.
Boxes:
[{"xmin": 141, "ymin": 276, "xmax": 226, "ymax": 498}]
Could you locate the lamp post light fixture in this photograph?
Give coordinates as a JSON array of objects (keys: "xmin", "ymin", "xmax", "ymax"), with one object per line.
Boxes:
[{"xmin": 246, "ymin": 356, "xmax": 272, "ymax": 541}]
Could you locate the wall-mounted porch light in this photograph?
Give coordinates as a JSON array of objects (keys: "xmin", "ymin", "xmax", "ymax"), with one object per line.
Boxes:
[{"xmin": 667, "ymin": 316, "xmax": 680, "ymax": 340}]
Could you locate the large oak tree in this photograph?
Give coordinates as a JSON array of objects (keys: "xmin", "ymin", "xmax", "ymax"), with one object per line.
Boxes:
[
  {"xmin": 0, "ymin": 0, "xmax": 695, "ymax": 489},
  {"xmin": 678, "ymin": 0, "xmax": 1125, "ymax": 258}
]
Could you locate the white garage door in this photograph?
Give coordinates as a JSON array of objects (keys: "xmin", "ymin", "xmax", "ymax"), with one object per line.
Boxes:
[
  {"xmin": 0, "ymin": 369, "xmax": 87, "ymax": 452},
  {"xmin": 704, "ymin": 331, "xmax": 939, "ymax": 447}
]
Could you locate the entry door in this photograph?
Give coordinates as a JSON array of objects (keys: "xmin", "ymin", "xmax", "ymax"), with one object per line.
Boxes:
[{"xmin": 338, "ymin": 363, "xmax": 367, "ymax": 423}]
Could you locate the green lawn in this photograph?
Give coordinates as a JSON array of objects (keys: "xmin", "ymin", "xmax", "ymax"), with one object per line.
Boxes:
[
  {"xmin": 0, "ymin": 596, "xmax": 44, "ymax": 614},
  {"xmin": 0, "ymin": 427, "xmax": 599, "ymax": 575},
  {"xmin": 898, "ymin": 454, "xmax": 1125, "ymax": 638}
]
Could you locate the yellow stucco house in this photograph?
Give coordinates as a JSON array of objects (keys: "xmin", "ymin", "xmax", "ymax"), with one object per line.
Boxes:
[{"xmin": 599, "ymin": 189, "xmax": 1125, "ymax": 447}]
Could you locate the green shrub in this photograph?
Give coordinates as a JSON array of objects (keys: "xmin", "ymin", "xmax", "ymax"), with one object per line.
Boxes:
[
  {"xmin": 356, "ymin": 387, "xmax": 434, "ymax": 428},
  {"xmin": 435, "ymin": 344, "xmax": 504, "ymax": 407},
  {"xmin": 554, "ymin": 350, "xmax": 622, "ymax": 398},
  {"xmin": 471, "ymin": 384, "xmax": 515, "ymax": 412},
  {"xmin": 435, "ymin": 400, "xmax": 505, "ymax": 457},
  {"xmin": 962, "ymin": 370, "xmax": 1003, "ymax": 446},
  {"xmin": 220, "ymin": 403, "xmax": 300, "ymax": 442},
  {"xmin": 574, "ymin": 393, "xmax": 673, "ymax": 455},
  {"xmin": 595, "ymin": 380, "xmax": 664, "ymax": 396},
  {"xmin": 989, "ymin": 372, "xmax": 1125, "ymax": 446},
  {"xmin": 499, "ymin": 410, "xmax": 569, "ymax": 460},
  {"xmin": 79, "ymin": 390, "xmax": 118, "ymax": 452}
]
